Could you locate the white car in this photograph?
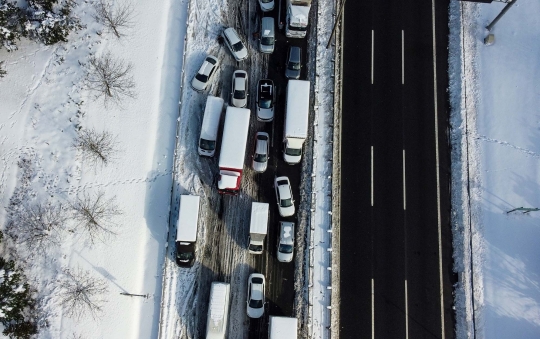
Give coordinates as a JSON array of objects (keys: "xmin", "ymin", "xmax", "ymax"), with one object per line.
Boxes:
[
  {"xmin": 252, "ymin": 132, "xmax": 269, "ymax": 173},
  {"xmin": 191, "ymin": 55, "xmax": 219, "ymax": 92},
  {"xmin": 246, "ymin": 273, "xmax": 265, "ymax": 318},
  {"xmin": 258, "ymin": 0, "xmax": 275, "ymax": 12},
  {"xmin": 231, "ymin": 70, "xmax": 248, "ymax": 108},
  {"xmin": 222, "ymin": 27, "xmax": 248, "ymax": 62},
  {"xmin": 274, "ymin": 176, "xmax": 295, "ymax": 217},
  {"xmin": 277, "ymin": 221, "xmax": 295, "ymax": 263}
]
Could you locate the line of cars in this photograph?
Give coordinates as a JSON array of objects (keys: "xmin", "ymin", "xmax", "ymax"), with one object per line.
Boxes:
[{"xmin": 179, "ymin": 1, "xmax": 313, "ymax": 335}]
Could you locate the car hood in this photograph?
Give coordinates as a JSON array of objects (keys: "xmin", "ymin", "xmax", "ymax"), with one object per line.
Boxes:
[
  {"xmin": 257, "ymin": 107, "xmax": 274, "ymax": 121},
  {"xmin": 253, "ymin": 160, "xmax": 267, "ymax": 173},
  {"xmin": 279, "ymin": 205, "xmax": 295, "ymax": 217},
  {"xmin": 236, "ymin": 48, "xmax": 248, "ymax": 60}
]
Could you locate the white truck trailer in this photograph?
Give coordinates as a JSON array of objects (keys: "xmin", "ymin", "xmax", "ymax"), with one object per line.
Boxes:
[
  {"xmin": 283, "ymin": 80, "xmax": 310, "ymax": 164},
  {"xmin": 285, "ymin": 0, "xmax": 311, "ymax": 38},
  {"xmin": 217, "ymin": 106, "xmax": 251, "ymax": 195},
  {"xmin": 206, "ymin": 282, "xmax": 231, "ymax": 339},
  {"xmin": 269, "ymin": 316, "xmax": 297, "ymax": 339},
  {"xmin": 248, "ymin": 202, "xmax": 269, "ymax": 254}
]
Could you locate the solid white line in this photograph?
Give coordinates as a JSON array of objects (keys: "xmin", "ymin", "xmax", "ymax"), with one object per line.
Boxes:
[
  {"xmin": 431, "ymin": 1, "xmax": 445, "ymax": 338},
  {"xmin": 371, "ymin": 30, "xmax": 374, "ymax": 84},
  {"xmin": 371, "ymin": 146, "xmax": 374, "ymax": 206},
  {"xmin": 402, "ymin": 30, "xmax": 405, "ymax": 84},
  {"xmin": 372, "ymin": 278, "xmax": 375, "ymax": 339},
  {"xmin": 405, "ymin": 280, "xmax": 409, "ymax": 339},
  {"xmin": 403, "ymin": 149, "xmax": 406, "ymax": 210}
]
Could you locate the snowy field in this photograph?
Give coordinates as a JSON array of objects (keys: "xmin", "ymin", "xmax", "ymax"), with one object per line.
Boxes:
[
  {"xmin": 0, "ymin": 0, "xmax": 186, "ymax": 337},
  {"xmin": 450, "ymin": 0, "xmax": 540, "ymax": 338}
]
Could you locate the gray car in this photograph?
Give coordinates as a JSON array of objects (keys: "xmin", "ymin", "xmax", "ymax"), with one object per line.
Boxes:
[
  {"xmin": 285, "ymin": 46, "xmax": 302, "ymax": 79},
  {"xmin": 252, "ymin": 132, "xmax": 269, "ymax": 173},
  {"xmin": 259, "ymin": 17, "xmax": 275, "ymax": 54},
  {"xmin": 277, "ymin": 221, "xmax": 294, "ymax": 262}
]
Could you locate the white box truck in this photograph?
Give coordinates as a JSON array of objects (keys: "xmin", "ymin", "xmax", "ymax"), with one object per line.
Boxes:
[
  {"xmin": 199, "ymin": 95, "xmax": 224, "ymax": 157},
  {"xmin": 269, "ymin": 316, "xmax": 297, "ymax": 339},
  {"xmin": 217, "ymin": 107, "xmax": 251, "ymax": 194},
  {"xmin": 285, "ymin": 0, "xmax": 311, "ymax": 38},
  {"xmin": 175, "ymin": 195, "xmax": 200, "ymax": 267},
  {"xmin": 248, "ymin": 202, "xmax": 269, "ymax": 254},
  {"xmin": 206, "ymin": 282, "xmax": 231, "ymax": 339},
  {"xmin": 283, "ymin": 80, "xmax": 310, "ymax": 164}
]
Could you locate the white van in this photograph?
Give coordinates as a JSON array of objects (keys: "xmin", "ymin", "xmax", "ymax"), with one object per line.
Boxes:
[
  {"xmin": 199, "ymin": 96, "xmax": 224, "ymax": 157},
  {"xmin": 277, "ymin": 221, "xmax": 294, "ymax": 262},
  {"xmin": 175, "ymin": 195, "xmax": 200, "ymax": 267},
  {"xmin": 206, "ymin": 282, "xmax": 231, "ymax": 339}
]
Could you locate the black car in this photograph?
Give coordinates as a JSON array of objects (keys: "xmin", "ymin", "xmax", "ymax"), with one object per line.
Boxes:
[{"xmin": 285, "ymin": 46, "xmax": 302, "ymax": 79}]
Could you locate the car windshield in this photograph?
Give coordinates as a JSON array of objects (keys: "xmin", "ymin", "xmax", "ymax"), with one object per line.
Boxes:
[
  {"xmin": 261, "ymin": 0, "xmax": 272, "ymax": 3},
  {"xmin": 280, "ymin": 198, "xmax": 293, "ymax": 207},
  {"xmin": 232, "ymin": 41, "xmax": 244, "ymax": 52},
  {"xmin": 285, "ymin": 148, "xmax": 302, "ymax": 156},
  {"xmin": 177, "ymin": 252, "xmax": 193, "ymax": 260},
  {"xmin": 288, "ymin": 24, "xmax": 308, "ymax": 32},
  {"xmin": 234, "ymin": 90, "xmax": 246, "ymax": 99},
  {"xmin": 288, "ymin": 62, "xmax": 300, "ymax": 71},
  {"xmin": 259, "ymin": 98, "xmax": 272, "ymax": 109},
  {"xmin": 199, "ymin": 138, "xmax": 215, "ymax": 151},
  {"xmin": 249, "ymin": 299, "xmax": 263, "ymax": 308},
  {"xmin": 206, "ymin": 57, "xmax": 216, "ymax": 65},
  {"xmin": 254, "ymin": 153, "xmax": 267, "ymax": 163},
  {"xmin": 195, "ymin": 73, "xmax": 208, "ymax": 82},
  {"xmin": 279, "ymin": 244, "xmax": 294, "ymax": 254},
  {"xmin": 261, "ymin": 37, "xmax": 274, "ymax": 46}
]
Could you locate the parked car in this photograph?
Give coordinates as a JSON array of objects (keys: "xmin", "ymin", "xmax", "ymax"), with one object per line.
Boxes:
[
  {"xmin": 274, "ymin": 176, "xmax": 295, "ymax": 217},
  {"xmin": 191, "ymin": 55, "xmax": 219, "ymax": 92},
  {"xmin": 222, "ymin": 27, "xmax": 248, "ymax": 62},
  {"xmin": 231, "ymin": 70, "xmax": 248, "ymax": 108},
  {"xmin": 246, "ymin": 273, "xmax": 265, "ymax": 318},
  {"xmin": 256, "ymin": 79, "xmax": 275, "ymax": 122},
  {"xmin": 277, "ymin": 221, "xmax": 295, "ymax": 262},
  {"xmin": 252, "ymin": 132, "xmax": 269, "ymax": 173},
  {"xmin": 258, "ymin": 0, "xmax": 274, "ymax": 12},
  {"xmin": 259, "ymin": 17, "xmax": 275, "ymax": 53},
  {"xmin": 285, "ymin": 46, "xmax": 302, "ymax": 79}
]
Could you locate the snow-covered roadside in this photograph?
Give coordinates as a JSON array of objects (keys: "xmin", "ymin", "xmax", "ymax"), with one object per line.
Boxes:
[
  {"xmin": 450, "ymin": 0, "xmax": 540, "ymax": 338},
  {"xmin": 307, "ymin": 0, "xmax": 337, "ymax": 338},
  {"xmin": 0, "ymin": 0, "xmax": 185, "ymax": 337}
]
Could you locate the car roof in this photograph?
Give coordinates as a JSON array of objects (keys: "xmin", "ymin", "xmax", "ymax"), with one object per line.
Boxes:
[
  {"xmin": 277, "ymin": 182, "xmax": 291, "ymax": 199},
  {"xmin": 280, "ymin": 222, "xmax": 294, "ymax": 243},
  {"xmin": 234, "ymin": 72, "xmax": 247, "ymax": 89},
  {"xmin": 288, "ymin": 46, "xmax": 301, "ymax": 61},
  {"xmin": 255, "ymin": 137, "xmax": 268, "ymax": 155},
  {"xmin": 199, "ymin": 60, "xmax": 216, "ymax": 75}
]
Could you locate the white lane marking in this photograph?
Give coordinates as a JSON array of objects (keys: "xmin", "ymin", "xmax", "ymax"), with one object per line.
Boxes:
[
  {"xmin": 403, "ymin": 149, "xmax": 406, "ymax": 210},
  {"xmin": 431, "ymin": 0, "xmax": 445, "ymax": 338},
  {"xmin": 405, "ymin": 280, "xmax": 409, "ymax": 339},
  {"xmin": 402, "ymin": 30, "xmax": 405, "ymax": 85},
  {"xmin": 371, "ymin": 146, "xmax": 374, "ymax": 206},
  {"xmin": 372, "ymin": 278, "xmax": 375, "ymax": 339},
  {"xmin": 371, "ymin": 30, "xmax": 374, "ymax": 84}
]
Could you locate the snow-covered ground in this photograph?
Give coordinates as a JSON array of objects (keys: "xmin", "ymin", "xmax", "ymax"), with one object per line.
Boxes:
[
  {"xmin": 0, "ymin": 0, "xmax": 187, "ymax": 337},
  {"xmin": 450, "ymin": 0, "xmax": 540, "ymax": 338}
]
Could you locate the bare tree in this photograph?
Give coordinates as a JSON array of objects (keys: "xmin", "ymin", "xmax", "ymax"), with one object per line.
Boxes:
[
  {"xmin": 6, "ymin": 202, "xmax": 67, "ymax": 252},
  {"xmin": 85, "ymin": 51, "xmax": 136, "ymax": 106},
  {"xmin": 59, "ymin": 267, "xmax": 108, "ymax": 319},
  {"xmin": 93, "ymin": 0, "xmax": 134, "ymax": 38},
  {"xmin": 73, "ymin": 128, "xmax": 118, "ymax": 167},
  {"xmin": 70, "ymin": 191, "xmax": 122, "ymax": 244}
]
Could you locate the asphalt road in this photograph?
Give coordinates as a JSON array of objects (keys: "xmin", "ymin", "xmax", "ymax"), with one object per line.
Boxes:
[{"xmin": 339, "ymin": 0, "xmax": 456, "ymax": 338}]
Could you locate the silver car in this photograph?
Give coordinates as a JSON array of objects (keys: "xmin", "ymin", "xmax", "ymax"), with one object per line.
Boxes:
[
  {"xmin": 259, "ymin": 17, "xmax": 275, "ymax": 54},
  {"xmin": 246, "ymin": 273, "xmax": 265, "ymax": 318},
  {"xmin": 191, "ymin": 55, "xmax": 219, "ymax": 92},
  {"xmin": 252, "ymin": 132, "xmax": 269, "ymax": 173},
  {"xmin": 274, "ymin": 176, "xmax": 295, "ymax": 217},
  {"xmin": 277, "ymin": 221, "xmax": 295, "ymax": 263},
  {"xmin": 223, "ymin": 27, "xmax": 248, "ymax": 62},
  {"xmin": 231, "ymin": 70, "xmax": 248, "ymax": 108},
  {"xmin": 256, "ymin": 79, "xmax": 275, "ymax": 122}
]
